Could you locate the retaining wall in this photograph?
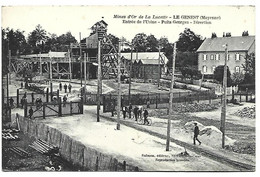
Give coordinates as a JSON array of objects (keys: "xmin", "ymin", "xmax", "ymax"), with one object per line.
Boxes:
[{"xmin": 17, "ymin": 114, "xmax": 141, "ymax": 171}]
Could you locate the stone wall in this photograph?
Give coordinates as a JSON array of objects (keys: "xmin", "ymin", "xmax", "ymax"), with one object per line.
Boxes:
[{"xmin": 17, "ymin": 114, "xmax": 141, "ymax": 171}]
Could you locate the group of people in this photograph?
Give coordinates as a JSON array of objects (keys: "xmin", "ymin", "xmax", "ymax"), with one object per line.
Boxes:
[
  {"xmin": 119, "ymin": 104, "xmax": 149, "ymax": 125},
  {"xmin": 59, "ymin": 82, "xmax": 72, "ymax": 93}
]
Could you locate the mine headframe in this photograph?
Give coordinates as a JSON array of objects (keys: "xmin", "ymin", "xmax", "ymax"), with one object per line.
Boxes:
[{"xmin": 70, "ymin": 20, "xmax": 130, "ymax": 79}]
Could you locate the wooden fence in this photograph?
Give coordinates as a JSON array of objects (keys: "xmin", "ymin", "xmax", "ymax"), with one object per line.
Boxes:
[
  {"xmin": 102, "ymin": 90, "xmax": 216, "ymax": 113},
  {"xmin": 4, "ymin": 88, "xmax": 59, "ymax": 108},
  {"xmin": 24, "ymin": 98, "xmax": 83, "ymax": 119}
]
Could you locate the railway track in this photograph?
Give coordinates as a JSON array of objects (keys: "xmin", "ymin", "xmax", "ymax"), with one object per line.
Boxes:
[{"xmin": 88, "ymin": 111, "xmax": 255, "ymax": 171}]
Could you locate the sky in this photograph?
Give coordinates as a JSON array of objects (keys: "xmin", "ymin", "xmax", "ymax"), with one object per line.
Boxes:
[{"xmin": 1, "ymin": 5, "xmax": 255, "ymax": 43}]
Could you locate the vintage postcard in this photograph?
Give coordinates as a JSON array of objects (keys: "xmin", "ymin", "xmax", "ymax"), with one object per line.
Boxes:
[{"xmin": 1, "ymin": 5, "xmax": 256, "ymax": 172}]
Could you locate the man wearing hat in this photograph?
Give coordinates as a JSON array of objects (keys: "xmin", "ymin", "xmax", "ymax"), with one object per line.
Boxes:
[{"xmin": 193, "ymin": 123, "xmax": 201, "ymax": 145}]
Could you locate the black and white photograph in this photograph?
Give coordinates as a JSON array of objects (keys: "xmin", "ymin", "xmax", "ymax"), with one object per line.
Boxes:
[{"xmin": 1, "ymin": 3, "xmax": 256, "ymax": 172}]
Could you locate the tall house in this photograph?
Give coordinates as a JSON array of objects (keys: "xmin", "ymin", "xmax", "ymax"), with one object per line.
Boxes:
[{"xmin": 197, "ymin": 36, "xmax": 255, "ymax": 76}]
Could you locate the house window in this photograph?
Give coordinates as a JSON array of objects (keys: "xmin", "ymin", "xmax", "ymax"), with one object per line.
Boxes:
[
  {"xmin": 227, "ymin": 54, "xmax": 230, "ymax": 60},
  {"xmin": 203, "ymin": 54, "xmax": 207, "ymax": 60},
  {"xmin": 202, "ymin": 65, "xmax": 207, "ymax": 73},
  {"xmin": 235, "ymin": 66, "xmax": 240, "ymax": 73},
  {"xmin": 210, "ymin": 54, "xmax": 214, "ymax": 60},
  {"xmin": 215, "ymin": 54, "xmax": 220, "ymax": 60},
  {"xmin": 235, "ymin": 53, "xmax": 240, "ymax": 61},
  {"xmin": 212, "ymin": 66, "xmax": 216, "ymax": 72}
]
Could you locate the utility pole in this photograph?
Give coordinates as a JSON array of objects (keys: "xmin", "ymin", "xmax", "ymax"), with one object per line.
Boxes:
[
  {"xmin": 7, "ymin": 50, "xmax": 11, "ymax": 104},
  {"xmin": 39, "ymin": 52, "xmax": 42, "ymax": 81},
  {"xmin": 158, "ymin": 46, "xmax": 161, "ymax": 88},
  {"xmin": 221, "ymin": 44, "xmax": 228, "ymax": 148},
  {"xmin": 128, "ymin": 45, "xmax": 133, "ymax": 105},
  {"xmin": 166, "ymin": 43, "xmax": 176, "ymax": 151},
  {"xmin": 199, "ymin": 73, "xmax": 204, "ymax": 91},
  {"xmin": 84, "ymin": 53, "xmax": 87, "ymax": 103},
  {"xmin": 68, "ymin": 49, "xmax": 72, "ymax": 82},
  {"xmin": 97, "ymin": 40, "xmax": 101, "ymax": 122},
  {"xmin": 80, "ymin": 32, "xmax": 83, "ymax": 87},
  {"xmin": 49, "ymin": 54, "xmax": 53, "ymax": 100},
  {"xmin": 117, "ymin": 41, "xmax": 122, "ymax": 130},
  {"xmin": 87, "ymin": 53, "xmax": 90, "ymax": 80},
  {"xmin": 8, "ymin": 50, "xmax": 11, "ymax": 84}
]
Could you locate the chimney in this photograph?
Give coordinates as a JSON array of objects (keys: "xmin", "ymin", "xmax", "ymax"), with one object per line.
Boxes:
[{"xmin": 223, "ymin": 32, "xmax": 225, "ymax": 37}]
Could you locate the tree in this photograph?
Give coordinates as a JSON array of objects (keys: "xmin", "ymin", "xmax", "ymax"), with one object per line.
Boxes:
[
  {"xmin": 213, "ymin": 65, "xmax": 232, "ymax": 87},
  {"xmin": 179, "ymin": 66, "xmax": 202, "ymax": 81},
  {"xmin": 2, "ymin": 28, "xmax": 27, "ymax": 55},
  {"xmin": 2, "ymin": 28, "xmax": 29, "ymax": 75},
  {"xmin": 28, "ymin": 24, "xmax": 48, "ymax": 53},
  {"xmin": 242, "ymin": 52, "xmax": 255, "ymax": 84},
  {"xmin": 176, "ymin": 52, "xmax": 198, "ymax": 67},
  {"xmin": 2, "ymin": 28, "xmax": 9, "ymax": 75},
  {"xmin": 176, "ymin": 28, "xmax": 204, "ymax": 52},
  {"xmin": 146, "ymin": 34, "xmax": 158, "ymax": 52},
  {"xmin": 131, "ymin": 33, "xmax": 148, "ymax": 52},
  {"xmin": 158, "ymin": 37, "xmax": 173, "ymax": 67},
  {"xmin": 44, "ymin": 33, "xmax": 59, "ymax": 52},
  {"xmin": 56, "ymin": 32, "xmax": 77, "ymax": 51},
  {"xmin": 231, "ymin": 72, "xmax": 245, "ymax": 86}
]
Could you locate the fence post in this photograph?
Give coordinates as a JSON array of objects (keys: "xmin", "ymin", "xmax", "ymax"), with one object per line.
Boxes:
[
  {"xmin": 156, "ymin": 95, "xmax": 158, "ymax": 109},
  {"xmin": 43, "ymin": 103, "xmax": 45, "ymax": 119},
  {"xmin": 197, "ymin": 93, "xmax": 199, "ymax": 103},
  {"xmin": 46, "ymin": 88, "xmax": 49, "ymax": 102},
  {"xmin": 24, "ymin": 100, "xmax": 27, "ymax": 117},
  {"xmin": 80, "ymin": 97, "xmax": 83, "ymax": 114},
  {"xmin": 17, "ymin": 89, "xmax": 19, "ymax": 108},
  {"xmin": 32, "ymin": 92, "xmax": 34, "ymax": 103},
  {"xmin": 232, "ymin": 89, "xmax": 234, "ymax": 102},
  {"xmin": 58, "ymin": 97, "xmax": 62, "ymax": 117},
  {"xmin": 57, "ymin": 89, "xmax": 59, "ymax": 101},
  {"xmin": 240, "ymin": 92, "xmax": 241, "ymax": 102},
  {"xmin": 70, "ymin": 101, "xmax": 72, "ymax": 115},
  {"xmin": 246, "ymin": 92, "xmax": 248, "ymax": 102}
]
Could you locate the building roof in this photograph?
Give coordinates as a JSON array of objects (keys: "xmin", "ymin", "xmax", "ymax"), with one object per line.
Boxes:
[
  {"xmin": 197, "ymin": 36, "xmax": 255, "ymax": 52},
  {"xmin": 20, "ymin": 52, "xmax": 68, "ymax": 59},
  {"xmin": 121, "ymin": 52, "xmax": 168, "ymax": 65},
  {"xmin": 139, "ymin": 59, "xmax": 161, "ymax": 65}
]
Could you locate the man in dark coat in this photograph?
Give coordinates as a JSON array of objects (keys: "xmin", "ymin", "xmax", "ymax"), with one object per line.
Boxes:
[
  {"xmin": 64, "ymin": 84, "xmax": 67, "ymax": 93},
  {"xmin": 193, "ymin": 123, "xmax": 201, "ymax": 145},
  {"xmin": 133, "ymin": 106, "xmax": 138, "ymax": 121},
  {"xmin": 68, "ymin": 84, "xmax": 72, "ymax": 93},
  {"xmin": 29, "ymin": 107, "xmax": 34, "ymax": 119},
  {"xmin": 128, "ymin": 104, "xmax": 132, "ymax": 119},
  {"xmin": 143, "ymin": 109, "xmax": 149, "ymax": 125},
  {"xmin": 59, "ymin": 82, "xmax": 62, "ymax": 91}
]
